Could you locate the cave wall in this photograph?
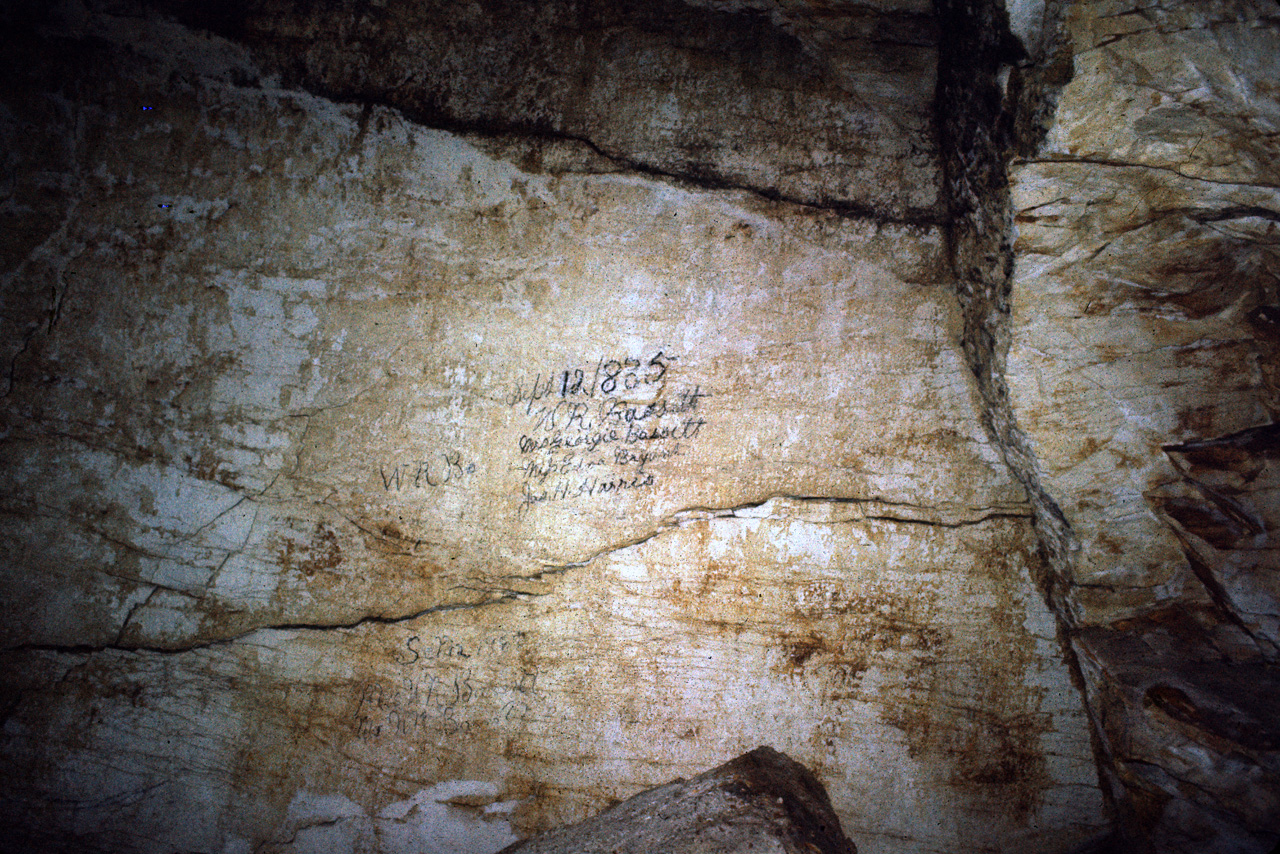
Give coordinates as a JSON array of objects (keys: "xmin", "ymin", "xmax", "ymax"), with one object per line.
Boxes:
[
  {"xmin": 1005, "ymin": 0, "xmax": 1280, "ymax": 849},
  {"xmin": 0, "ymin": 1, "xmax": 1276, "ymax": 852}
]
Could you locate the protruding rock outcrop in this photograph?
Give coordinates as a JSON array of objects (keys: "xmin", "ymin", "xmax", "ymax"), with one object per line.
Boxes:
[{"xmin": 500, "ymin": 747, "xmax": 858, "ymax": 854}]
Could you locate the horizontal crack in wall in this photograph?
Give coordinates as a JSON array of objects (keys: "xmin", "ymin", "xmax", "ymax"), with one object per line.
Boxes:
[
  {"xmin": 3, "ymin": 593, "xmax": 523, "ymax": 658},
  {"xmin": 111, "ymin": 0, "xmax": 946, "ymax": 226},
  {"xmin": 522, "ymin": 493, "xmax": 1033, "ymax": 578},
  {"xmin": 3, "ymin": 493, "xmax": 1033, "ymax": 658},
  {"xmin": 1017, "ymin": 155, "xmax": 1280, "ymax": 190}
]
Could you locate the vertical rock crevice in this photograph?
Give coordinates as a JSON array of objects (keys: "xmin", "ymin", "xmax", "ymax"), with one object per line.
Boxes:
[
  {"xmin": 932, "ymin": 0, "xmax": 1135, "ymax": 844},
  {"xmin": 934, "ymin": 0, "xmax": 1077, "ymax": 615},
  {"xmin": 938, "ymin": 0, "xmax": 1280, "ymax": 848}
]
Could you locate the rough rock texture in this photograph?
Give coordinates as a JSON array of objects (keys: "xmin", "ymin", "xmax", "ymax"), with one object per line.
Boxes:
[
  {"xmin": 995, "ymin": 0, "xmax": 1280, "ymax": 850},
  {"xmin": 153, "ymin": 0, "xmax": 941, "ymax": 220},
  {"xmin": 1, "ymin": 0, "xmax": 1277, "ymax": 852},
  {"xmin": 498, "ymin": 746, "xmax": 857, "ymax": 854}
]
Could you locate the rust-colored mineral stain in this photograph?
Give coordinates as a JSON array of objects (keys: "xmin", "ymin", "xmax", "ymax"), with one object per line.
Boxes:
[
  {"xmin": 277, "ymin": 521, "xmax": 344, "ymax": 578},
  {"xmin": 877, "ymin": 532, "xmax": 1054, "ymax": 822},
  {"xmin": 781, "ymin": 632, "xmax": 827, "ymax": 669}
]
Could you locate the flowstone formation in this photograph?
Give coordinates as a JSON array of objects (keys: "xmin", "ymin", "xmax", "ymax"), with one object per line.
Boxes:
[{"xmin": 0, "ymin": 0, "xmax": 1275, "ymax": 852}]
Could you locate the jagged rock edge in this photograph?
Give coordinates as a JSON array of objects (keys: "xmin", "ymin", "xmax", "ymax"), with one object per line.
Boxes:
[
  {"xmin": 932, "ymin": 0, "xmax": 1130, "ymax": 842},
  {"xmin": 113, "ymin": 2, "xmax": 944, "ymax": 227}
]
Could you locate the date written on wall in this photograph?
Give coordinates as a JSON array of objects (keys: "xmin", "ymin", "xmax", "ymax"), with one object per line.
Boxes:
[
  {"xmin": 350, "ymin": 631, "xmax": 542, "ymax": 740},
  {"xmin": 507, "ymin": 351, "xmax": 674, "ymax": 415},
  {"xmin": 508, "ymin": 348, "xmax": 713, "ymax": 512}
]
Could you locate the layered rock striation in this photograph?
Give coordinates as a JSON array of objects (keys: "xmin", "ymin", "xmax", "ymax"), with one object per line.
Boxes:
[
  {"xmin": 941, "ymin": 0, "xmax": 1280, "ymax": 848},
  {"xmin": 0, "ymin": 0, "xmax": 1276, "ymax": 852}
]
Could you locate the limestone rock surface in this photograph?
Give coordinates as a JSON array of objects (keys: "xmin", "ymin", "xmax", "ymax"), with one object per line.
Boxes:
[
  {"xmin": 153, "ymin": 0, "xmax": 940, "ymax": 219},
  {"xmin": 0, "ymin": 3, "xmax": 1112, "ymax": 854},
  {"xmin": 498, "ymin": 746, "xmax": 857, "ymax": 854},
  {"xmin": 1003, "ymin": 0, "xmax": 1280, "ymax": 848},
  {"xmin": 8, "ymin": 0, "xmax": 1280, "ymax": 851}
]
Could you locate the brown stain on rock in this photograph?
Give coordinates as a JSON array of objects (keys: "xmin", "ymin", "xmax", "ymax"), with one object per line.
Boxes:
[
  {"xmin": 277, "ymin": 521, "xmax": 343, "ymax": 579},
  {"xmin": 873, "ymin": 526, "xmax": 1054, "ymax": 822},
  {"xmin": 1158, "ymin": 496, "xmax": 1247, "ymax": 550},
  {"xmin": 781, "ymin": 632, "xmax": 826, "ymax": 669},
  {"xmin": 469, "ymin": 515, "xmax": 1076, "ymax": 837},
  {"xmin": 1148, "ymin": 246, "xmax": 1253, "ymax": 320}
]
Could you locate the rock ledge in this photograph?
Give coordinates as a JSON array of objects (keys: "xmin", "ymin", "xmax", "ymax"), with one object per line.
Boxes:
[{"xmin": 500, "ymin": 747, "xmax": 858, "ymax": 854}]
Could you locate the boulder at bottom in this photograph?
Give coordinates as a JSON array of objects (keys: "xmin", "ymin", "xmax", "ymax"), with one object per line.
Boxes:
[{"xmin": 500, "ymin": 747, "xmax": 858, "ymax": 854}]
